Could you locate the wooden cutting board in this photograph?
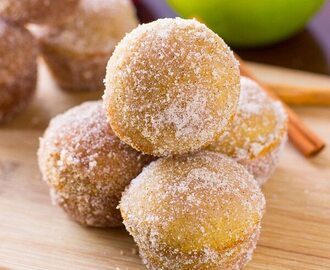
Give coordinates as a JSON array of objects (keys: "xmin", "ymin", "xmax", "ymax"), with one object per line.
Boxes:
[{"xmin": 0, "ymin": 61, "xmax": 330, "ymax": 270}]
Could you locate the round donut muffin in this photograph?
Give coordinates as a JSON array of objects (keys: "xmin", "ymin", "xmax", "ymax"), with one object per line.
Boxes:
[
  {"xmin": 38, "ymin": 101, "xmax": 153, "ymax": 227},
  {"xmin": 0, "ymin": 20, "xmax": 38, "ymax": 124},
  {"xmin": 120, "ymin": 151, "xmax": 265, "ymax": 269},
  {"xmin": 0, "ymin": 0, "xmax": 79, "ymax": 25},
  {"xmin": 207, "ymin": 77, "xmax": 288, "ymax": 185},
  {"xmin": 104, "ymin": 18, "xmax": 240, "ymax": 157},
  {"xmin": 40, "ymin": 0, "xmax": 139, "ymax": 92}
]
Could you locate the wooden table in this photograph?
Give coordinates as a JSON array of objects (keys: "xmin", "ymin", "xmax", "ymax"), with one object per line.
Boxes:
[
  {"xmin": 0, "ymin": 62, "xmax": 329, "ymax": 269},
  {"xmin": 135, "ymin": 0, "xmax": 330, "ymax": 75}
]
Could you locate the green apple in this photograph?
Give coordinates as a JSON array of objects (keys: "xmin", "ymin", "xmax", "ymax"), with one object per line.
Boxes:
[{"xmin": 167, "ymin": 0, "xmax": 325, "ymax": 47}]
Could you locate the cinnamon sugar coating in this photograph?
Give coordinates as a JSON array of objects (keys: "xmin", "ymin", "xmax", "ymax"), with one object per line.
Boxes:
[
  {"xmin": 40, "ymin": 0, "xmax": 138, "ymax": 92},
  {"xmin": 104, "ymin": 18, "xmax": 240, "ymax": 156},
  {"xmin": 120, "ymin": 151, "xmax": 265, "ymax": 269},
  {"xmin": 38, "ymin": 101, "xmax": 152, "ymax": 227},
  {"xmin": 207, "ymin": 77, "xmax": 288, "ymax": 185},
  {"xmin": 0, "ymin": 20, "xmax": 38, "ymax": 124},
  {"xmin": 0, "ymin": 0, "xmax": 79, "ymax": 25}
]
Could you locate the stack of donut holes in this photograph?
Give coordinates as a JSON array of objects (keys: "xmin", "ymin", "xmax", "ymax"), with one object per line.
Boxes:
[
  {"xmin": 38, "ymin": 18, "xmax": 288, "ymax": 269},
  {"xmin": 0, "ymin": 0, "xmax": 138, "ymax": 124}
]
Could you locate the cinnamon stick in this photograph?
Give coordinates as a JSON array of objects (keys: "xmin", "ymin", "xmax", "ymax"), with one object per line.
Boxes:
[
  {"xmin": 266, "ymin": 83, "xmax": 330, "ymax": 106},
  {"xmin": 235, "ymin": 54, "xmax": 325, "ymax": 157}
]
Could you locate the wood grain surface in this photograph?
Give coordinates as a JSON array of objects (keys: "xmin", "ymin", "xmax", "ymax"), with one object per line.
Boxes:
[{"xmin": 0, "ymin": 61, "xmax": 329, "ymax": 270}]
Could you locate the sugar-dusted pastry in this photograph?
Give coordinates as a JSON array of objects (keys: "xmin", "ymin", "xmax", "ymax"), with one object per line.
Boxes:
[
  {"xmin": 120, "ymin": 151, "xmax": 265, "ymax": 269},
  {"xmin": 0, "ymin": 0, "xmax": 79, "ymax": 25},
  {"xmin": 40, "ymin": 0, "xmax": 139, "ymax": 92},
  {"xmin": 0, "ymin": 20, "xmax": 38, "ymax": 124},
  {"xmin": 104, "ymin": 18, "xmax": 240, "ymax": 156},
  {"xmin": 38, "ymin": 101, "xmax": 153, "ymax": 227},
  {"xmin": 207, "ymin": 76, "xmax": 288, "ymax": 185}
]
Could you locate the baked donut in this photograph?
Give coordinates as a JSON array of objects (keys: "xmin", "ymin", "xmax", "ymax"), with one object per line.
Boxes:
[
  {"xmin": 0, "ymin": 20, "xmax": 38, "ymax": 124},
  {"xmin": 120, "ymin": 151, "xmax": 265, "ymax": 269},
  {"xmin": 104, "ymin": 18, "xmax": 240, "ymax": 156},
  {"xmin": 207, "ymin": 77, "xmax": 288, "ymax": 185},
  {"xmin": 40, "ymin": 0, "xmax": 139, "ymax": 92},
  {"xmin": 38, "ymin": 101, "xmax": 152, "ymax": 227},
  {"xmin": 0, "ymin": 0, "xmax": 79, "ymax": 25}
]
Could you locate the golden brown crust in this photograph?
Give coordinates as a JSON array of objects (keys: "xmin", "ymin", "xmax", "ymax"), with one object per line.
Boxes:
[
  {"xmin": 120, "ymin": 151, "xmax": 265, "ymax": 269},
  {"xmin": 41, "ymin": 42, "xmax": 109, "ymax": 92},
  {"xmin": 38, "ymin": 101, "xmax": 153, "ymax": 227},
  {"xmin": 0, "ymin": 0, "xmax": 79, "ymax": 25},
  {"xmin": 39, "ymin": 0, "xmax": 139, "ymax": 92},
  {"xmin": 104, "ymin": 18, "xmax": 240, "ymax": 156},
  {"xmin": 207, "ymin": 77, "xmax": 288, "ymax": 185},
  {"xmin": 0, "ymin": 20, "xmax": 38, "ymax": 124},
  {"xmin": 239, "ymin": 136, "xmax": 287, "ymax": 185}
]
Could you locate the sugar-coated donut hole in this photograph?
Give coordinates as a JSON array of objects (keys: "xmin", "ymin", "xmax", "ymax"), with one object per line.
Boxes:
[
  {"xmin": 40, "ymin": 0, "xmax": 139, "ymax": 92},
  {"xmin": 120, "ymin": 151, "xmax": 265, "ymax": 269},
  {"xmin": 0, "ymin": 20, "xmax": 38, "ymax": 124},
  {"xmin": 104, "ymin": 18, "xmax": 240, "ymax": 156},
  {"xmin": 0, "ymin": 0, "xmax": 79, "ymax": 25},
  {"xmin": 207, "ymin": 76, "xmax": 288, "ymax": 185},
  {"xmin": 38, "ymin": 101, "xmax": 153, "ymax": 227}
]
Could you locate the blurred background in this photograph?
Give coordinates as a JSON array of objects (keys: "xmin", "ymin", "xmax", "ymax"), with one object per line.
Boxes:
[
  {"xmin": 134, "ymin": 0, "xmax": 330, "ymax": 75},
  {"xmin": 1, "ymin": 0, "xmax": 329, "ymax": 125}
]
